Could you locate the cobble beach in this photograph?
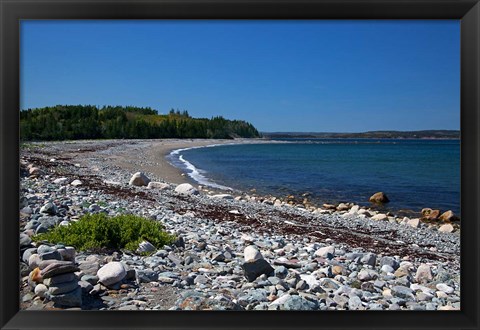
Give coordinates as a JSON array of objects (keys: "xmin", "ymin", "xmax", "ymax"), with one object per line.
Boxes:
[{"xmin": 19, "ymin": 139, "xmax": 460, "ymax": 311}]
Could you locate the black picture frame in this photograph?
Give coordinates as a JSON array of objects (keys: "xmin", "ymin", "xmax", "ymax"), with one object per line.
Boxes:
[{"xmin": 1, "ymin": 0, "xmax": 479, "ymax": 329}]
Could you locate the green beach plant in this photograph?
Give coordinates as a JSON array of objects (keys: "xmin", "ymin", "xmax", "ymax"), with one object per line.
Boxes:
[{"xmin": 33, "ymin": 213, "xmax": 175, "ymax": 253}]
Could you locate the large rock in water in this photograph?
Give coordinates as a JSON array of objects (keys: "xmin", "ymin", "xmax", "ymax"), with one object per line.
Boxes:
[
  {"xmin": 129, "ymin": 172, "xmax": 150, "ymax": 186},
  {"xmin": 369, "ymin": 192, "xmax": 389, "ymax": 204},
  {"xmin": 97, "ymin": 262, "xmax": 126, "ymax": 286},
  {"xmin": 175, "ymin": 183, "xmax": 199, "ymax": 195},
  {"xmin": 438, "ymin": 210, "xmax": 459, "ymax": 222},
  {"xmin": 421, "ymin": 208, "xmax": 440, "ymax": 221}
]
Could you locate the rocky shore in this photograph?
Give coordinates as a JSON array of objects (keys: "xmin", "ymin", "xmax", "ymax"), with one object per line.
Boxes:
[{"xmin": 19, "ymin": 140, "xmax": 460, "ymax": 311}]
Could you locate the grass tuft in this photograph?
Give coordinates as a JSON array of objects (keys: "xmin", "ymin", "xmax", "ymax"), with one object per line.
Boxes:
[{"xmin": 33, "ymin": 213, "xmax": 175, "ymax": 253}]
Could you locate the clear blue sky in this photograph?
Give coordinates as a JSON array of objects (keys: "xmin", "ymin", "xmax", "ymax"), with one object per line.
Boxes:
[{"xmin": 21, "ymin": 20, "xmax": 460, "ymax": 132}]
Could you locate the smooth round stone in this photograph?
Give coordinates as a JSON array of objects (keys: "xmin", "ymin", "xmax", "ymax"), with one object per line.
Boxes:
[
  {"xmin": 28, "ymin": 254, "xmax": 42, "ymax": 270},
  {"xmin": 97, "ymin": 262, "xmax": 126, "ymax": 286},
  {"xmin": 436, "ymin": 283, "xmax": 454, "ymax": 294},
  {"xmin": 34, "ymin": 284, "xmax": 48, "ymax": 298},
  {"xmin": 22, "ymin": 248, "xmax": 38, "ymax": 264}
]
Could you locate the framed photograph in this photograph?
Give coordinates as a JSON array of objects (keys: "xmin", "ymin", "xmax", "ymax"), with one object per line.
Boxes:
[{"xmin": 1, "ymin": 0, "xmax": 479, "ymax": 329}]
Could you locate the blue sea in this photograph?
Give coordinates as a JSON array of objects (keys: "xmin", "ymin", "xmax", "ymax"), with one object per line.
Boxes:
[{"xmin": 168, "ymin": 139, "xmax": 460, "ymax": 216}]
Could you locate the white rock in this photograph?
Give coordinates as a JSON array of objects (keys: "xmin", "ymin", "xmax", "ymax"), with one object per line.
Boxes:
[
  {"xmin": 70, "ymin": 179, "xmax": 82, "ymax": 186},
  {"xmin": 53, "ymin": 177, "xmax": 69, "ymax": 185},
  {"xmin": 244, "ymin": 245, "xmax": 263, "ymax": 262},
  {"xmin": 407, "ymin": 218, "xmax": 420, "ymax": 228},
  {"xmin": 104, "ymin": 180, "xmax": 121, "ymax": 185},
  {"xmin": 209, "ymin": 194, "xmax": 234, "ymax": 200},
  {"xmin": 381, "ymin": 265, "xmax": 394, "ymax": 273},
  {"xmin": 28, "ymin": 167, "xmax": 41, "ymax": 176},
  {"xmin": 410, "ymin": 283, "xmax": 434, "ymax": 295},
  {"xmin": 436, "ymin": 291, "xmax": 449, "ymax": 299},
  {"xmin": 350, "ymin": 205, "xmax": 360, "ymax": 213},
  {"xmin": 371, "ymin": 214, "xmax": 387, "ymax": 221},
  {"xmin": 314, "ymin": 246, "xmax": 335, "ymax": 258},
  {"xmin": 241, "ymin": 234, "xmax": 255, "ymax": 243},
  {"xmin": 436, "ymin": 283, "xmax": 454, "ymax": 294},
  {"xmin": 34, "ymin": 284, "xmax": 48, "ymax": 298},
  {"xmin": 269, "ymin": 294, "xmax": 292, "ymax": 306},
  {"xmin": 300, "ymin": 274, "xmax": 320, "ymax": 288},
  {"xmin": 97, "ymin": 262, "xmax": 126, "ymax": 286},
  {"xmin": 415, "ymin": 264, "xmax": 433, "ymax": 283},
  {"xmin": 28, "ymin": 254, "xmax": 41, "ymax": 269},
  {"xmin": 438, "ymin": 305, "xmax": 459, "ymax": 310},
  {"xmin": 147, "ymin": 182, "xmax": 169, "ymax": 190},
  {"xmin": 129, "ymin": 172, "xmax": 150, "ymax": 186},
  {"xmin": 175, "ymin": 183, "xmax": 199, "ymax": 195},
  {"xmin": 438, "ymin": 224, "xmax": 454, "ymax": 233}
]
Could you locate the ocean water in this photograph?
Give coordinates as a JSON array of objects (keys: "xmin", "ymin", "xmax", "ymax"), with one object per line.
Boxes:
[{"xmin": 168, "ymin": 139, "xmax": 460, "ymax": 215}]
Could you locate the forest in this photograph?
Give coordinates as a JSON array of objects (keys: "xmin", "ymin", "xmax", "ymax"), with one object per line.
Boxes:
[{"xmin": 20, "ymin": 105, "xmax": 261, "ymax": 141}]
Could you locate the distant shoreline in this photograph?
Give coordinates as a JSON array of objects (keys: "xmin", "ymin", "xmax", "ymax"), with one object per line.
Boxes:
[{"xmin": 262, "ymin": 130, "xmax": 460, "ymax": 140}]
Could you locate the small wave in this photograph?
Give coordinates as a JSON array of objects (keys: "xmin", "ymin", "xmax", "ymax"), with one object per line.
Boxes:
[{"xmin": 168, "ymin": 144, "xmax": 234, "ymax": 191}]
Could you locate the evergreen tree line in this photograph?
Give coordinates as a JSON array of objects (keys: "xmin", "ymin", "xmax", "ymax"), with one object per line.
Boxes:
[{"xmin": 20, "ymin": 105, "xmax": 261, "ymax": 141}]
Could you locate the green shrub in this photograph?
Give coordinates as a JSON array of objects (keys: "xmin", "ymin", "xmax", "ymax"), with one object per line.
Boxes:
[{"xmin": 33, "ymin": 213, "xmax": 175, "ymax": 252}]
